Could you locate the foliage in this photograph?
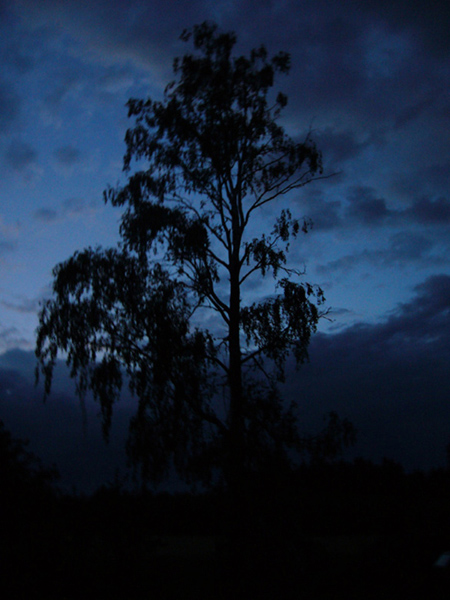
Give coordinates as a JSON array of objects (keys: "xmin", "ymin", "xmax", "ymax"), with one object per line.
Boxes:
[{"xmin": 36, "ymin": 22, "xmax": 353, "ymax": 486}]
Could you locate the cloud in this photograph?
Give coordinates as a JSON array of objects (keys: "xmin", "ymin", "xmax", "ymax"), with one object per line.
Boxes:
[
  {"xmin": 53, "ymin": 145, "xmax": 82, "ymax": 166},
  {"xmin": 11, "ymin": 0, "xmax": 448, "ymax": 155},
  {"xmin": 0, "ymin": 215, "xmax": 19, "ymax": 258},
  {"xmin": 297, "ymin": 185, "xmax": 450, "ymax": 242},
  {"xmin": 4, "ymin": 138, "xmax": 38, "ymax": 172},
  {"xmin": 0, "ymin": 28, "xmax": 37, "ymax": 75},
  {"xmin": 62, "ymin": 197, "xmax": 95, "ymax": 217},
  {"xmin": 384, "ymin": 274, "xmax": 450, "ymax": 344},
  {"xmin": 284, "ymin": 274, "xmax": 450, "ymax": 470},
  {"xmin": 394, "ymin": 93, "xmax": 440, "ymax": 130},
  {"xmin": 346, "ymin": 186, "xmax": 390, "ymax": 225},
  {"xmin": 342, "ymin": 186, "xmax": 450, "ymax": 229},
  {"xmin": 34, "ymin": 208, "xmax": 58, "ymax": 223},
  {"xmin": 318, "ymin": 230, "xmax": 442, "ymax": 275},
  {"xmin": 1, "ymin": 295, "xmax": 41, "ymax": 315},
  {"xmin": 351, "ymin": 0, "xmax": 450, "ymax": 59},
  {"xmin": 267, "ymin": 2, "xmax": 442, "ymax": 132},
  {"xmin": 0, "ymin": 325, "xmax": 29, "ymax": 352},
  {"xmin": 387, "ymin": 231, "xmax": 435, "ymax": 262},
  {"xmin": 0, "ymin": 240, "xmax": 17, "ymax": 255},
  {"xmin": 316, "ymin": 275, "xmax": 450, "ymax": 368},
  {"xmin": 315, "ymin": 128, "xmax": 368, "ymax": 165},
  {"xmin": 392, "ymin": 161, "xmax": 450, "ymax": 200},
  {"xmin": 297, "ymin": 190, "xmax": 342, "ymax": 231},
  {"xmin": 405, "ymin": 196, "xmax": 450, "ymax": 225},
  {"xmin": 423, "ymin": 163, "xmax": 450, "ymax": 194},
  {"xmin": 14, "ymin": 0, "xmax": 206, "ymax": 78},
  {"xmin": 0, "ymin": 80, "xmax": 20, "ymax": 135},
  {"xmin": 33, "ymin": 197, "xmax": 97, "ymax": 225},
  {"xmin": 43, "ymin": 69, "xmax": 83, "ymax": 113}
]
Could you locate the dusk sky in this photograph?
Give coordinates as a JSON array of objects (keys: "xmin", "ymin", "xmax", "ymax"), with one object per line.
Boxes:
[{"xmin": 0, "ymin": 1, "xmax": 449, "ymax": 492}]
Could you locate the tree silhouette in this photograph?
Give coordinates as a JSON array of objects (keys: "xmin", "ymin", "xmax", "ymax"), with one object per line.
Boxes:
[{"xmin": 36, "ymin": 23, "xmax": 352, "ymax": 508}]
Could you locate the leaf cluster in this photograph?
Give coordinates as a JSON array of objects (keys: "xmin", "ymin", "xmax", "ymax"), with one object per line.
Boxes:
[
  {"xmin": 36, "ymin": 248, "xmax": 218, "ymax": 479},
  {"xmin": 241, "ymin": 279, "xmax": 325, "ymax": 378}
]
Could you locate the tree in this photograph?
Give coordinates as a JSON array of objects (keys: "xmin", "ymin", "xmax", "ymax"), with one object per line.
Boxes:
[{"xmin": 36, "ymin": 23, "xmax": 352, "ymax": 500}]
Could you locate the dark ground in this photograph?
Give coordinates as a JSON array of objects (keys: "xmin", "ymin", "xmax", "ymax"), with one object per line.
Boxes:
[{"xmin": 3, "ymin": 459, "xmax": 450, "ymax": 599}]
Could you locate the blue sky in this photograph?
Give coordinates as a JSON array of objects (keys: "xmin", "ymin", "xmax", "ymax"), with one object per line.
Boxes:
[{"xmin": 0, "ymin": 0, "xmax": 449, "ymax": 490}]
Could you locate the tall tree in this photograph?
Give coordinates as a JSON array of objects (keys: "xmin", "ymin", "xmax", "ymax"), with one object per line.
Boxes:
[{"xmin": 36, "ymin": 23, "xmax": 351, "ymax": 498}]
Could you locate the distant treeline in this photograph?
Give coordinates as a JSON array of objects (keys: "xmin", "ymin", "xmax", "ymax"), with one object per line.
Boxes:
[{"xmin": 3, "ymin": 414, "xmax": 450, "ymax": 539}]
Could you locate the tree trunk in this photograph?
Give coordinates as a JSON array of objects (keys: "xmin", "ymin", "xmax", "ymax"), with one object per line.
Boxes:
[
  {"xmin": 228, "ymin": 257, "xmax": 245, "ymax": 520},
  {"xmin": 223, "ymin": 216, "xmax": 250, "ymax": 584}
]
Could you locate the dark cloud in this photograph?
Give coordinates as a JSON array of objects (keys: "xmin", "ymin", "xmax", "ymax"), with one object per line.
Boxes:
[
  {"xmin": 317, "ymin": 252, "xmax": 356, "ymax": 274},
  {"xmin": 19, "ymin": 0, "xmax": 447, "ymax": 65},
  {"xmin": 343, "ymin": 186, "xmax": 450, "ymax": 229},
  {"xmin": 1, "ymin": 347, "xmax": 151, "ymax": 493},
  {"xmin": 1, "ymin": 296, "xmax": 41, "ymax": 314},
  {"xmin": 285, "ymin": 274, "xmax": 450, "ymax": 471},
  {"xmin": 324, "ymin": 275, "xmax": 450, "ymax": 360},
  {"xmin": 405, "ymin": 196, "xmax": 450, "ymax": 225},
  {"xmin": 0, "ymin": 240, "xmax": 16, "ymax": 255},
  {"xmin": 15, "ymin": 0, "xmax": 207, "ymax": 77},
  {"xmin": 0, "ymin": 36, "xmax": 36, "ymax": 75},
  {"xmin": 0, "ymin": 325, "xmax": 28, "ymax": 351},
  {"xmin": 346, "ymin": 186, "xmax": 390, "ymax": 225},
  {"xmin": 299, "ymin": 190, "xmax": 342, "ymax": 231},
  {"xmin": 34, "ymin": 198, "xmax": 95, "ymax": 225},
  {"xmin": 4, "ymin": 139, "xmax": 38, "ymax": 171},
  {"xmin": 394, "ymin": 93, "xmax": 440, "ymax": 130},
  {"xmin": 34, "ymin": 208, "xmax": 58, "ymax": 223},
  {"xmin": 0, "ymin": 81, "xmax": 20, "ymax": 135},
  {"xmin": 62, "ymin": 197, "xmax": 93, "ymax": 216},
  {"xmin": 385, "ymin": 274, "xmax": 450, "ymax": 343},
  {"xmin": 44, "ymin": 70, "xmax": 82, "ymax": 111},
  {"xmin": 268, "ymin": 3, "xmax": 443, "ymax": 130},
  {"xmin": 0, "ymin": 326, "xmax": 20, "ymax": 344},
  {"xmin": 12, "ymin": 0, "xmax": 448, "ymax": 142},
  {"xmin": 387, "ymin": 231, "xmax": 435, "ymax": 263},
  {"xmin": 351, "ymin": 0, "xmax": 450, "ymax": 58},
  {"xmin": 312, "ymin": 127, "xmax": 369, "ymax": 175},
  {"xmin": 95, "ymin": 65, "xmax": 135, "ymax": 95},
  {"xmin": 54, "ymin": 145, "xmax": 82, "ymax": 166},
  {"xmin": 318, "ymin": 231, "xmax": 440, "ymax": 274},
  {"xmin": 296, "ymin": 186, "xmax": 450, "ymax": 238},
  {"xmin": 423, "ymin": 163, "xmax": 450, "ymax": 193},
  {"xmin": 392, "ymin": 161, "xmax": 450, "ymax": 200}
]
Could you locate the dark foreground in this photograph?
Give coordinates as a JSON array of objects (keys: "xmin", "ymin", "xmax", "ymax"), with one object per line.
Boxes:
[
  {"xmin": 3, "ymin": 529, "xmax": 450, "ymax": 599},
  {"xmin": 3, "ymin": 459, "xmax": 450, "ymax": 598},
  {"xmin": 2, "ymin": 500, "xmax": 450, "ymax": 599}
]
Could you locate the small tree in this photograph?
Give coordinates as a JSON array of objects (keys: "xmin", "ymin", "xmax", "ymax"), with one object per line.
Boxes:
[{"xmin": 36, "ymin": 23, "xmax": 351, "ymax": 502}]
